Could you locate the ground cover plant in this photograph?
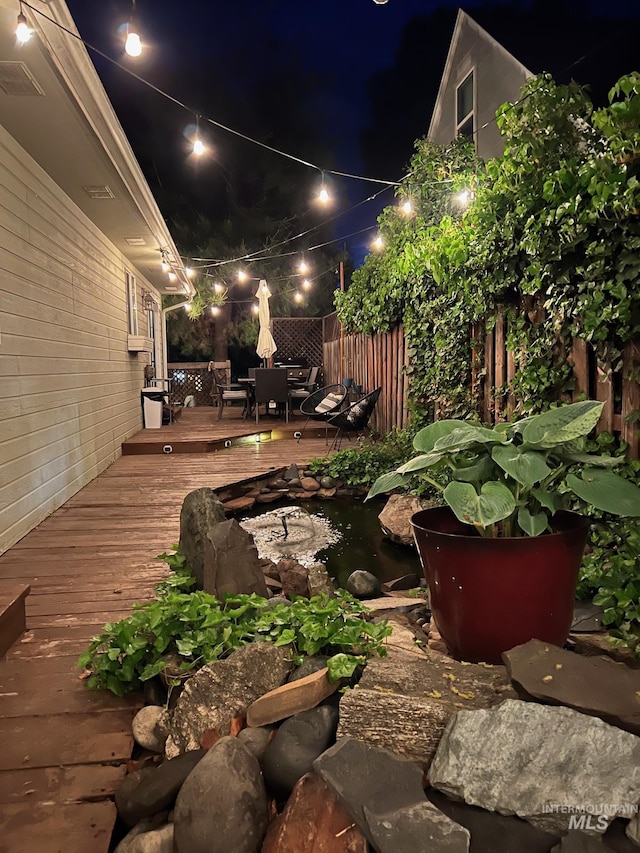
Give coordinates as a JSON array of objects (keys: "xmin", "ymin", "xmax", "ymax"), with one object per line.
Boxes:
[{"xmin": 78, "ymin": 556, "xmax": 391, "ymax": 696}]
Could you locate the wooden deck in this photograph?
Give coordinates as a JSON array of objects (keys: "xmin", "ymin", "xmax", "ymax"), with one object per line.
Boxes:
[{"xmin": 0, "ymin": 407, "xmax": 334, "ymax": 853}]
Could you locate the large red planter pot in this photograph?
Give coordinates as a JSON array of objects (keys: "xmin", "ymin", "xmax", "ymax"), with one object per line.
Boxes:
[{"xmin": 410, "ymin": 506, "xmax": 590, "ymax": 664}]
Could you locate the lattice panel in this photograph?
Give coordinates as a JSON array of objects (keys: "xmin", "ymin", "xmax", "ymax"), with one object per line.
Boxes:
[
  {"xmin": 168, "ymin": 367, "xmax": 214, "ymax": 405},
  {"xmin": 272, "ymin": 318, "xmax": 323, "ymax": 368}
]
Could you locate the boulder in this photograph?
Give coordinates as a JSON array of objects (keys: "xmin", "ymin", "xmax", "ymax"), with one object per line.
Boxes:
[
  {"xmin": 300, "ymin": 477, "xmax": 321, "ymax": 492},
  {"xmin": 204, "ymin": 518, "xmax": 268, "ymax": 598},
  {"xmin": 277, "ymin": 560, "xmax": 310, "ymax": 599},
  {"xmin": 345, "ymin": 570, "xmax": 380, "ymax": 599},
  {"xmin": 115, "ymin": 750, "xmax": 206, "ymax": 825},
  {"xmin": 164, "ymin": 643, "xmax": 292, "ymax": 758},
  {"xmin": 173, "ymin": 737, "xmax": 269, "ymax": 853},
  {"xmin": 313, "ymin": 736, "xmax": 430, "ymax": 849},
  {"xmin": 337, "ymin": 650, "xmax": 516, "ymax": 769},
  {"xmin": 378, "ymin": 494, "xmax": 427, "ymax": 546},
  {"xmin": 178, "ymin": 488, "xmax": 226, "ymax": 589},
  {"xmin": 132, "ymin": 705, "xmax": 167, "ymax": 753},
  {"xmin": 503, "ymin": 639, "xmax": 640, "ymax": 735},
  {"xmin": 428, "ymin": 699, "xmax": 640, "ymax": 834},
  {"xmin": 263, "ymin": 704, "xmax": 339, "ymax": 800},
  {"xmin": 261, "ymin": 772, "xmax": 368, "ymax": 853}
]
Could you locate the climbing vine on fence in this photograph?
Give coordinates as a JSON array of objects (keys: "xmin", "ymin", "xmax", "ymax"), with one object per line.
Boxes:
[{"xmin": 337, "ymin": 72, "xmax": 640, "ymax": 423}]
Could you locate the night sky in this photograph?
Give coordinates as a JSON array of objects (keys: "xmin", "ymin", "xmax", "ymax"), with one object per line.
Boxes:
[{"xmin": 64, "ymin": 0, "xmax": 640, "ymax": 264}]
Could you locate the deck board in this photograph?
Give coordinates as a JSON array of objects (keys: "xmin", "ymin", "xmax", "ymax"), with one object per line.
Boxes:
[{"xmin": 0, "ymin": 408, "xmax": 334, "ymax": 851}]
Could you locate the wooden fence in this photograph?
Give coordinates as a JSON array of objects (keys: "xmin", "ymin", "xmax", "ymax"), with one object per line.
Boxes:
[
  {"xmin": 323, "ymin": 314, "xmax": 409, "ymax": 436},
  {"xmin": 482, "ymin": 310, "xmax": 640, "ymax": 458}
]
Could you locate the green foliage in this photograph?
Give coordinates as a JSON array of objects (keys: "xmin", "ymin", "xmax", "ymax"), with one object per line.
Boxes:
[
  {"xmin": 367, "ymin": 401, "xmax": 640, "ymax": 537},
  {"xmin": 337, "ymin": 73, "xmax": 640, "ymax": 420},
  {"xmin": 78, "ymin": 580, "xmax": 391, "ymax": 696},
  {"xmin": 306, "ymin": 428, "xmax": 415, "ymax": 488}
]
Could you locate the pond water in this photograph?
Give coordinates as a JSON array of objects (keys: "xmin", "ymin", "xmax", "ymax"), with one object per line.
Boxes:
[{"xmin": 240, "ymin": 497, "xmax": 422, "ymax": 589}]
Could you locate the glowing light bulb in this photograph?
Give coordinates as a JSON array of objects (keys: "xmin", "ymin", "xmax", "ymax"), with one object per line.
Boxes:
[
  {"xmin": 16, "ymin": 11, "xmax": 30, "ymax": 44},
  {"xmin": 372, "ymin": 235, "xmax": 384, "ymax": 251},
  {"xmin": 214, "ymin": 283, "xmax": 224, "ymax": 293},
  {"xmin": 318, "ymin": 186, "xmax": 329, "ymax": 204},
  {"xmin": 298, "ymin": 261, "xmax": 308, "ymax": 274},
  {"xmin": 373, "ymin": 0, "xmax": 389, "ymax": 4},
  {"xmin": 211, "ymin": 305, "xmax": 220, "ymax": 316},
  {"xmin": 193, "ymin": 138, "xmax": 204, "ymax": 156},
  {"xmin": 125, "ymin": 27, "xmax": 142, "ymax": 57},
  {"xmin": 302, "ymin": 279, "xmax": 311, "ymax": 290},
  {"xmin": 185, "ymin": 267, "xmax": 194, "ymax": 278},
  {"xmin": 294, "ymin": 292, "xmax": 303, "ymax": 303},
  {"xmin": 237, "ymin": 270, "xmax": 248, "ymax": 283},
  {"xmin": 401, "ymin": 199, "xmax": 413, "ymax": 215},
  {"xmin": 184, "ymin": 302, "xmax": 192, "ymax": 311},
  {"xmin": 252, "ymin": 304, "xmax": 259, "ymax": 314}
]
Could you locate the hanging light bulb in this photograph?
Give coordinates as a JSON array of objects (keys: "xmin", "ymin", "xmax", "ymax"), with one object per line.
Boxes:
[
  {"xmin": 192, "ymin": 115, "xmax": 204, "ymax": 156},
  {"xmin": 298, "ymin": 260, "xmax": 308, "ymax": 274},
  {"xmin": 302, "ymin": 279, "xmax": 312, "ymax": 290},
  {"xmin": 16, "ymin": 4, "xmax": 30, "ymax": 43},
  {"xmin": 214, "ymin": 282, "xmax": 224, "ymax": 294},
  {"xmin": 372, "ymin": 235, "xmax": 384, "ymax": 251},
  {"xmin": 185, "ymin": 266, "xmax": 194, "ymax": 278},
  {"xmin": 400, "ymin": 199, "xmax": 413, "ymax": 215},
  {"xmin": 373, "ymin": 0, "xmax": 389, "ymax": 4},
  {"xmin": 252, "ymin": 304, "xmax": 260, "ymax": 314},
  {"xmin": 211, "ymin": 305, "xmax": 220, "ymax": 316},
  {"xmin": 294, "ymin": 292, "xmax": 303, "ymax": 303},
  {"xmin": 237, "ymin": 269, "xmax": 248, "ymax": 283},
  {"xmin": 317, "ymin": 172, "xmax": 330, "ymax": 205},
  {"xmin": 125, "ymin": 1, "xmax": 142, "ymax": 57},
  {"xmin": 184, "ymin": 302, "xmax": 192, "ymax": 311}
]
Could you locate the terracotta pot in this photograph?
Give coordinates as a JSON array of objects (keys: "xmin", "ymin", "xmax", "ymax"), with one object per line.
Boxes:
[{"xmin": 410, "ymin": 506, "xmax": 590, "ymax": 664}]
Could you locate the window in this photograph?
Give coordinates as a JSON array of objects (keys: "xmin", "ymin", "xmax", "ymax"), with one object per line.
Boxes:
[
  {"xmin": 456, "ymin": 70, "xmax": 474, "ymax": 140},
  {"xmin": 126, "ymin": 271, "xmax": 138, "ymax": 335}
]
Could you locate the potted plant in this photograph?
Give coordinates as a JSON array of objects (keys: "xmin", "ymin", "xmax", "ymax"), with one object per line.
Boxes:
[{"xmin": 367, "ymin": 401, "xmax": 640, "ymax": 663}]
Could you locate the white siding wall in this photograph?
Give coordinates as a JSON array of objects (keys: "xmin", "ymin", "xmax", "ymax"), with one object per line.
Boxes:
[{"xmin": 0, "ymin": 125, "xmax": 159, "ymax": 554}]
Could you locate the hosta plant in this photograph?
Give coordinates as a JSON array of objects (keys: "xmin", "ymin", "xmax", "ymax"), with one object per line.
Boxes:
[{"xmin": 367, "ymin": 401, "xmax": 640, "ymax": 537}]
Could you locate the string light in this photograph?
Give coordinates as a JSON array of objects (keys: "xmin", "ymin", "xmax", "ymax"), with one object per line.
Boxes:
[
  {"xmin": 185, "ymin": 266, "xmax": 194, "ymax": 278},
  {"xmin": 125, "ymin": 1, "xmax": 142, "ymax": 57},
  {"xmin": 211, "ymin": 305, "xmax": 220, "ymax": 315},
  {"xmin": 372, "ymin": 235, "xmax": 384, "ymax": 251},
  {"xmin": 237, "ymin": 269, "xmax": 248, "ymax": 283},
  {"xmin": 252, "ymin": 304, "xmax": 259, "ymax": 314},
  {"xmin": 294, "ymin": 292, "xmax": 303, "ymax": 303},
  {"xmin": 302, "ymin": 279, "xmax": 312, "ymax": 290},
  {"xmin": 193, "ymin": 115, "xmax": 204, "ymax": 156},
  {"xmin": 317, "ymin": 173, "xmax": 330, "ymax": 205},
  {"xmin": 214, "ymin": 282, "xmax": 225, "ymax": 293},
  {"xmin": 400, "ymin": 199, "xmax": 413, "ymax": 215},
  {"xmin": 298, "ymin": 260, "xmax": 309, "ymax": 274},
  {"xmin": 16, "ymin": 3, "xmax": 30, "ymax": 43}
]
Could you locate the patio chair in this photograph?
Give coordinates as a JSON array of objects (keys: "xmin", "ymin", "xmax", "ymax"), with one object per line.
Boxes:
[
  {"xmin": 298, "ymin": 383, "xmax": 347, "ymax": 443},
  {"xmin": 326, "ymin": 387, "xmax": 381, "ymax": 450},
  {"xmin": 254, "ymin": 368, "xmax": 289, "ymax": 424},
  {"xmin": 211, "ymin": 368, "xmax": 250, "ymax": 420},
  {"xmin": 288, "ymin": 366, "xmax": 320, "ymax": 410}
]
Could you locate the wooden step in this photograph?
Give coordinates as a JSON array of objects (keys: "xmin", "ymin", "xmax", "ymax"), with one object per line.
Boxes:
[{"xmin": 0, "ymin": 583, "xmax": 30, "ymax": 658}]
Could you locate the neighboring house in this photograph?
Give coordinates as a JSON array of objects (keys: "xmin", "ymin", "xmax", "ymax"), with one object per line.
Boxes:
[
  {"xmin": 428, "ymin": 9, "xmax": 533, "ymax": 160},
  {"xmin": 0, "ymin": 0, "xmax": 194, "ymax": 554}
]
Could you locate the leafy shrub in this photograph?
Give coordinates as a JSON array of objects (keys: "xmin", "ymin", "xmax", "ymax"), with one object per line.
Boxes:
[
  {"xmin": 78, "ymin": 577, "xmax": 392, "ymax": 696},
  {"xmin": 306, "ymin": 428, "xmax": 415, "ymax": 488}
]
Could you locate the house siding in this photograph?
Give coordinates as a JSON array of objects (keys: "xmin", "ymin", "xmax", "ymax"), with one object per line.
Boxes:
[
  {"xmin": 429, "ymin": 14, "xmax": 532, "ymax": 160},
  {"xmin": 0, "ymin": 125, "xmax": 159, "ymax": 554}
]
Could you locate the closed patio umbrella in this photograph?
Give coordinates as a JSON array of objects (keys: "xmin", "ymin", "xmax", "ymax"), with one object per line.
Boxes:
[{"xmin": 256, "ymin": 279, "xmax": 277, "ymax": 362}]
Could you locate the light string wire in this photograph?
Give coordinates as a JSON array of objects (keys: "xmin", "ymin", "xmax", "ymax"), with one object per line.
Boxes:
[{"xmin": 20, "ymin": 0, "xmax": 401, "ymax": 188}]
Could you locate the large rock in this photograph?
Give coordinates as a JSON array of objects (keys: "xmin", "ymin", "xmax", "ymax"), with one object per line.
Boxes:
[
  {"xmin": 306, "ymin": 562, "xmax": 335, "ymax": 598},
  {"xmin": 263, "ymin": 704, "xmax": 339, "ymax": 800},
  {"xmin": 428, "ymin": 699, "xmax": 640, "ymax": 834},
  {"xmin": 378, "ymin": 494, "xmax": 427, "ymax": 546},
  {"xmin": 115, "ymin": 750, "xmax": 206, "ymax": 825},
  {"xmin": 503, "ymin": 639, "xmax": 640, "ymax": 735},
  {"xmin": 132, "ymin": 705, "xmax": 167, "ymax": 753},
  {"xmin": 178, "ymin": 488, "xmax": 226, "ymax": 589},
  {"xmin": 165, "ymin": 643, "xmax": 292, "ymax": 758},
  {"xmin": 345, "ymin": 570, "xmax": 380, "ymax": 599},
  {"xmin": 173, "ymin": 737, "xmax": 268, "ymax": 853},
  {"xmin": 364, "ymin": 800, "xmax": 470, "ymax": 853},
  {"xmin": 313, "ymin": 737, "xmax": 431, "ymax": 849},
  {"xmin": 204, "ymin": 518, "xmax": 268, "ymax": 598},
  {"xmin": 337, "ymin": 650, "xmax": 516, "ymax": 768},
  {"xmin": 261, "ymin": 772, "xmax": 368, "ymax": 853},
  {"xmin": 277, "ymin": 559, "xmax": 310, "ymax": 599}
]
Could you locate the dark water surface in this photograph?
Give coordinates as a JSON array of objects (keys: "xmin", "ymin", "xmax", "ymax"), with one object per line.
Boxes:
[{"xmin": 242, "ymin": 497, "xmax": 422, "ymax": 589}]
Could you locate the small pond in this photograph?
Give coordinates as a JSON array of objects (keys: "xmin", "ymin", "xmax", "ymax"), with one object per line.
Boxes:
[{"xmin": 240, "ymin": 497, "xmax": 422, "ymax": 589}]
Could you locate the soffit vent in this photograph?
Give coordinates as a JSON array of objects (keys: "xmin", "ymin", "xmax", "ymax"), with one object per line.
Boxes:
[
  {"xmin": 164, "ymin": 286, "xmax": 180, "ymax": 292},
  {"xmin": 0, "ymin": 61, "xmax": 45, "ymax": 96},
  {"xmin": 83, "ymin": 185, "xmax": 115, "ymax": 200},
  {"xmin": 125, "ymin": 237, "xmax": 147, "ymax": 246}
]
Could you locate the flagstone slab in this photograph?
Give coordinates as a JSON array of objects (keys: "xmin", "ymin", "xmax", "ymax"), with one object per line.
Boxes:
[{"xmin": 503, "ymin": 639, "xmax": 640, "ymax": 735}]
